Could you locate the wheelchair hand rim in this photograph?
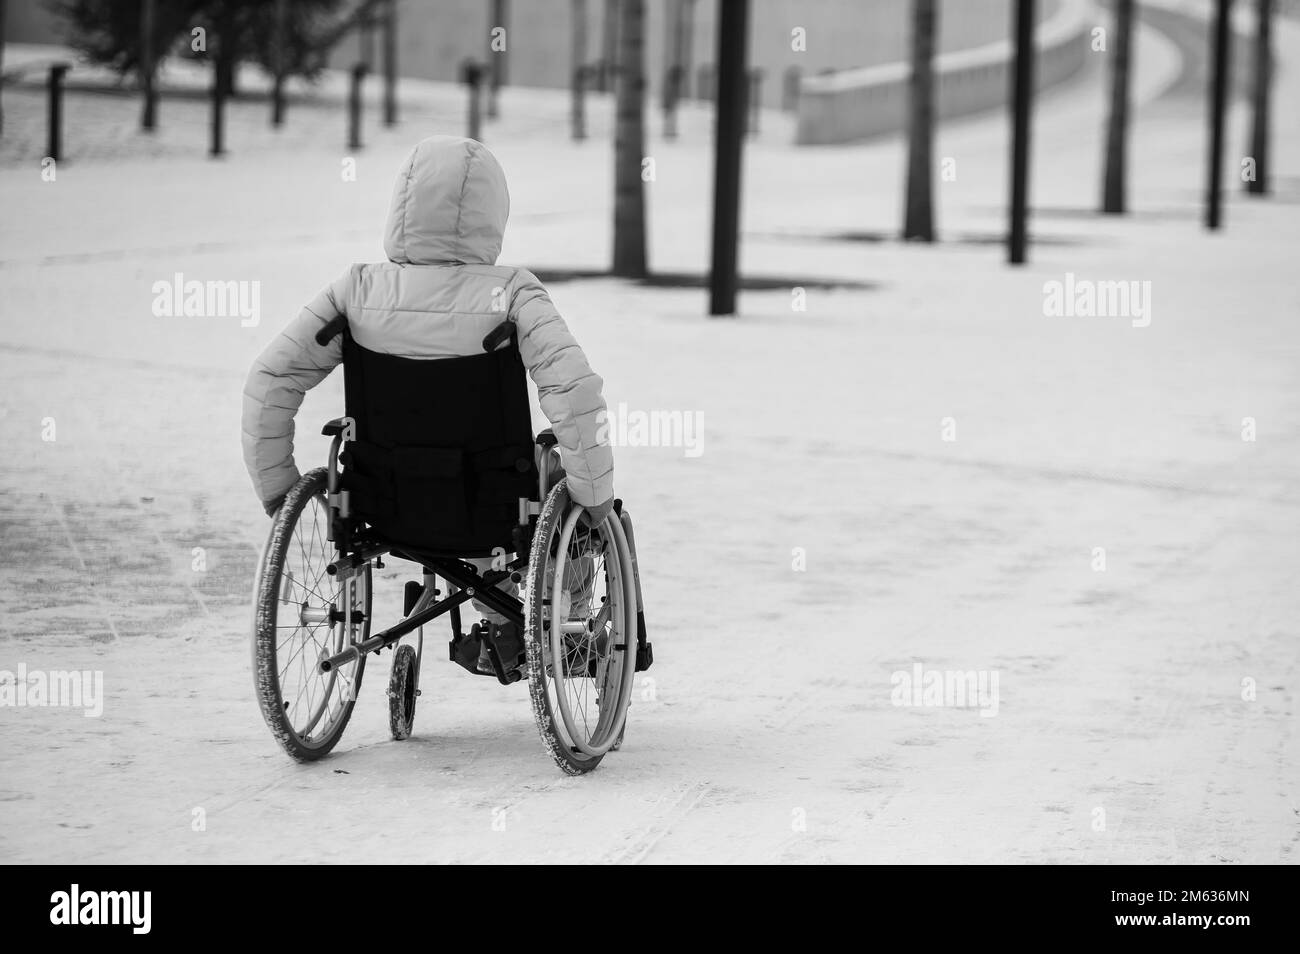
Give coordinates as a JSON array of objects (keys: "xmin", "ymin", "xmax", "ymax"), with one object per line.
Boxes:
[{"xmin": 546, "ymin": 505, "xmax": 637, "ymax": 758}]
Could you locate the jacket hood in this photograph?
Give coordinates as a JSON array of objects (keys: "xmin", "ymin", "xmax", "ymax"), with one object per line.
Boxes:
[{"xmin": 383, "ymin": 136, "xmax": 510, "ymax": 266}]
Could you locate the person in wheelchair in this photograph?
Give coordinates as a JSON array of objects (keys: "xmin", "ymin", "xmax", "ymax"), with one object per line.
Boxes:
[{"xmin": 241, "ymin": 135, "xmax": 614, "ymax": 676}]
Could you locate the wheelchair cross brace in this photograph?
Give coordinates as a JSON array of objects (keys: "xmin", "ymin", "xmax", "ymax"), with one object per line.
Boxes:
[{"xmin": 318, "ymin": 551, "xmax": 529, "ymax": 679}]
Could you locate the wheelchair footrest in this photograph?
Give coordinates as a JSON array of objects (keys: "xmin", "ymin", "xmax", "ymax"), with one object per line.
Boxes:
[
  {"xmin": 449, "ymin": 623, "xmax": 526, "ymax": 682},
  {"xmin": 448, "ymin": 629, "xmax": 483, "ymax": 674}
]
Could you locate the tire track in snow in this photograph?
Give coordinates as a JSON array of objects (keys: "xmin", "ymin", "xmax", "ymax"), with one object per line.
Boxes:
[
  {"xmin": 604, "ymin": 780, "xmax": 711, "ymax": 865},
  {"xmin": 0, "ymin": 342, "xmax": 236, "ymax": 381},
  {"xmin": 799, "ymin": 438, "xmax": 1300, "ymax": 506},
  {"xmin": 48, "ymin": 496, "xmax": 121, "ymax": 643}
]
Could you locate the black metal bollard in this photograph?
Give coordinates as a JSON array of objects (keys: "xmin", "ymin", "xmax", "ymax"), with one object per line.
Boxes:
[
  {"xmin": 348, "ymin": 62, "xmax": 368, "ymax": 149},
  {"xmin": 1007, "ymin": 0, "xmax": 1036, "ymax": 264},
  {"xmin": 47, "ymin": 63, "xmax": 70, "ymax": 161},
  {"xmin": 271, "ymin": 72, "xmax": 286, "ymax": 128},
  {"xmin": 461, "ymin": 59, "xmax": 485, "ymax": 142},
  {"xmin": 210, "ymin": 62, "xmax": 225, "ymax": 157}
]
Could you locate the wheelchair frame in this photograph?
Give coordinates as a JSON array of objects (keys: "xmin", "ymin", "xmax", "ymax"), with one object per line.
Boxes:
[{"xmin": 317, "ymin": 432, "xmax": 567, "ymax": 686}]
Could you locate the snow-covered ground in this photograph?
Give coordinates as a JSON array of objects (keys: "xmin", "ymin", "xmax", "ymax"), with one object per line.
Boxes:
[{"xmin": 1, "ymin": 5, "xmax": 1297, "ymax": 863}]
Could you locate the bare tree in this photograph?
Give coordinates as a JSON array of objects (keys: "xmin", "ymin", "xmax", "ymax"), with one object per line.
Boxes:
[
  {"xmin": 903, "ymin": 0, "xmax": 937, "ymax": 240},
  {"xmin": 1101, "ymin": 0, "xmax": 1134, "ymax": 213},
  {"xmin": 612, "ymin": 0, "xmax": 647, "ymax": 277}
]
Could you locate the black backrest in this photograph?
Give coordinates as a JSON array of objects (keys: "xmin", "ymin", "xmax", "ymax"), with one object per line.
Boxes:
[{"xmin": 339, "ymin": 332, "xmax": 536, "ymax": 554}]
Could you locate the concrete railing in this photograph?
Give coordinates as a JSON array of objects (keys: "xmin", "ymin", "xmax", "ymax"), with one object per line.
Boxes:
[{"xmin": 796, "ymin": 0, "xmax": 1095, "ymax": 145}]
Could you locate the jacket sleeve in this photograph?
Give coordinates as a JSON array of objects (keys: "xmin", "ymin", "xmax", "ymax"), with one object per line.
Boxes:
[
  {"xmin": 241, "ymin": 270, "xmax": 351, "ymax": 506},
  {"xmin": 509, "ymin": 270, "xmax": 614, "ymax": 508}
]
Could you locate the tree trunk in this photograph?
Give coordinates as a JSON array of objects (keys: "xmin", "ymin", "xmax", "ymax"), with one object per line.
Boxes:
[
  {"xmin": 1101, "ymin": 0, "xmax": 1134, "ymax": 213},
  {"xmin": 140, "ymin": 0, "xmax": 157, "ymax": 130},
  {"xmin": 487, "ymin": 0, "xmax": 507, "ymax": 118},
  {"xmin": 1246, "ymin": 0, "xmax": 1271, "ymax": 194},
  {"xmin": 708, "ymin": 0, "xmax": 749, "ymax": 315},
  {"xmin": 660, "ymin": 1, "xmax": 677, "ymax": 136},
  {"xmin": 214, "ymin": 3, "xmax": 238, "ymax": 100},
  {"xmin": 678, "ymin": 0, "xmax": 694, "ymax": 99},
  {"xmin": 1205, "ymin": 0, "xmax": 1230, "ymax": 229},
  {"xmin": 382, "ymin": 0, "xmax": 397, "ymax": 126},
  {"xmin": 216, "ymin": 48, "xmax": 236, "ymax": 99},
  {"xmin": 600, "ymin": 0, "xmax": 619, "ymax": 92},
  {"xmin": 661, "ymin": 0, "xmax": 681, "ymax": 111},
  {"xmin": 360, "ymin": 11, "xmax": 374, "ymax": 70},
  {"xmin": 1, "ymin": 0, "xmax": 9, "ymax": 137},
  {"xmin": 903, "ymin": 0, "xmax": 937, "ymax": 240},
  {"xmin": 1008, "ymin": 0, "xmax": 1036, "ymax": 262},
  {"xmin": 612, "ymin": 0, "xmax": 647, "ymax": 278},
  {"xmin": 271, "ymin": 0, "xmax": 287, "ymax": 126},
  {"xmin": 571, "ymin": 0, "xmax": 588, "ymax": 140}
]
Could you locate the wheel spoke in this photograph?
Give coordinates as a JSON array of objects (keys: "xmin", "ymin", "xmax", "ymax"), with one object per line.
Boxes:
[
  {"xmin": 258, "ymin": 474, "xmax": 369, "ymax": 756},
  {"xmin": 533, "ymin": 497, "xmax": 632, "ymax": 763}
]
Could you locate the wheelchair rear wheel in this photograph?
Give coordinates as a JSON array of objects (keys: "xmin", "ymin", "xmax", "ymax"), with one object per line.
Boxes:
[
  {"xmin": 253, "ymin": 468, "xmax": 370, "ymax": 761},
  {"xmin": 525, "ymin": 481, "xmax": 638, "ymax": 775}
]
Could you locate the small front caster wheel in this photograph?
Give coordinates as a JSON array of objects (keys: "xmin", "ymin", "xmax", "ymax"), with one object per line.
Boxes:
[{"xmin": 388, "ymin": 644, "xmax": 421, "ymax": 741}]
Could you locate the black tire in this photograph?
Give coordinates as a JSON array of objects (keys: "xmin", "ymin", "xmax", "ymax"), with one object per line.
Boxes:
[
  {"xmin": 524, "ymin": 481, "xmax": 636, "ymax": 775},
  {"xmin": 253, "ymin": 468, "xmax": 369, "ymax": 761},
  {"xmin": 388, "ymin": 644, "xmax": 419, "ymax": 741}
]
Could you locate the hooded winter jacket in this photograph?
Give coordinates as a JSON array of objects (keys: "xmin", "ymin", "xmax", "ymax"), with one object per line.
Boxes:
[{"xmin": 241, "ymin": 136, "xmax": 614, "ymax": 512}]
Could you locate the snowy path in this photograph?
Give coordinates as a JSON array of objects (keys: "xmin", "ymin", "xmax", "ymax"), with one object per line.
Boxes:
[{"xmin": 1, "ymin": 9, "xmax": 1297, "ymax": 863}]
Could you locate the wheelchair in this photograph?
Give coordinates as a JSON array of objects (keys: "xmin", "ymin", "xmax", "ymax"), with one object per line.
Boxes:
[{"xmin": 250, "ymin": 315, "xmax": 652, "ymax": 775}]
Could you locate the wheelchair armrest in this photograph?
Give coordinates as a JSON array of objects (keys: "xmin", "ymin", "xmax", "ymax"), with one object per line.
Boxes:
[
  {"xmin": 535, "ymin": 429, "xmax": 558, "ymax": 449},
  {"xmin": 322, "ymin": 418, "xmax": 350, "ymax": 438},
  {"xmin": 481, "ymin": 318, "xmax": 516, "ymax": 353},
  {"xmin": 315, "ymin": 315, "xmax": 348, "ymax": 346}
]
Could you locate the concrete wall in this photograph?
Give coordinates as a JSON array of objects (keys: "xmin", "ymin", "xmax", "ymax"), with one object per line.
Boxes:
[
  {"xmin": 4, "ymin": 0, "xmax": 1066, "ymax": 113},
  {"xmin": 327, "ymin": 0, "xmax": 1035, "ymax": 109},
  {"xmin": 795, "ymin": 0, "xmax": 1092, "ymax": 145}
]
